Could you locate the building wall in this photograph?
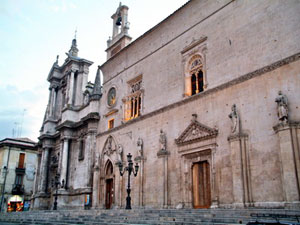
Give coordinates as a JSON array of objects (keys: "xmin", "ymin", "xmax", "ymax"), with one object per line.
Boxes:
[
  {"xmin": 34, "ymin": 0, "xmax": 300, "ymax": 210},
  {"xmin": 0, "ymin": 142, "xmax": 38, "ymax": 212},
  {"xmin": 101, "ymin": 0, "xmax": 300, "ymax": 124},
  {"xmin": 96, "ymin": 0, "xmax": 300, "ymax": 209}
]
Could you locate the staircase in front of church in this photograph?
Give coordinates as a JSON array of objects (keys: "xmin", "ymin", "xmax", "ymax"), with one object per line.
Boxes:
[{"xmin": 0, "ymin": 208, "xmax": 299, "ymax": 225}]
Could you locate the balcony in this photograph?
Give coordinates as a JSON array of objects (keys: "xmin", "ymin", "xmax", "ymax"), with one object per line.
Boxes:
[
  {"xmin": 12, "ymin": 184, "xmax": 24, "ymax": 195},
  {"xmin": 15, "ymin": 163, "xmax": 26, "ymax": 174}
]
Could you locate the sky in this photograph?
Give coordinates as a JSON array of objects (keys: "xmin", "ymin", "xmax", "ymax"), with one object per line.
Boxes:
[{"xmin": 0, "ymin": 0, "xmax": 189, "ymax": 142}]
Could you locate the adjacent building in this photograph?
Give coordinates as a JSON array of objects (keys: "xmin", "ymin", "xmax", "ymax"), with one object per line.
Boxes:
[
  {"xmin": 0, "ymin": 138, "xmax": 38, "ymax": 212},
  {"xmin": 33, "ymin": 0, "xmax": 300, "ymax": 210}
]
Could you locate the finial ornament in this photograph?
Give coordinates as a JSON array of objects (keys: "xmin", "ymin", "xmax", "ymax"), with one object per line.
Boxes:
[{"xmin": 275, "ymin": 91, "xmax": 288, "ymax": 123}]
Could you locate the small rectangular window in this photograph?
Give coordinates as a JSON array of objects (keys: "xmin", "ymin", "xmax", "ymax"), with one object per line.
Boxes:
[{"xmin": 108, "ymin": 118, "xmax": 114, "ymax": 129}]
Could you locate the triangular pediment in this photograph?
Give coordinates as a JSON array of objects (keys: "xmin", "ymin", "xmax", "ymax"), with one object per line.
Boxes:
[{"xmin": 175, "ymin": 120, "xmax": 218, "ymax": 146}]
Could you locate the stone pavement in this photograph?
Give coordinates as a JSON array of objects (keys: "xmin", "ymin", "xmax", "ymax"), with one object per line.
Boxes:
[{"xmin": 0, "ymin": 208, "xmax": 299, "ymax": 225}]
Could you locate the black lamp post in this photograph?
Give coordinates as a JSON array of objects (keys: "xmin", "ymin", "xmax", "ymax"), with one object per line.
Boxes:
[
  {"xmin": 118, "ymin": 153, "xmax": 139, "ymax": 210},
  {"xmin": 51, "ymin": 173, "xmax": 64, "ymax": 210}
]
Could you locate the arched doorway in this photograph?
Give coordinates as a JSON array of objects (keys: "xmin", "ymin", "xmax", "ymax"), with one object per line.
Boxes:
[{"xmin": 105, "ymin": 161, "xmax": 114, "ymax": 209}]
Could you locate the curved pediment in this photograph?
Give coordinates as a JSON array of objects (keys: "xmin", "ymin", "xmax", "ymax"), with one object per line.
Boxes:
[{"xmin": 175, "ymin": 118, "xmax": 218, "ymax": 146}]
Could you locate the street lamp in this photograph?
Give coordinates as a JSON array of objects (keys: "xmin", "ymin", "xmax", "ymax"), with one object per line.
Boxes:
[
  {"xmin": 51, "ymin": 173, "xmax": 64, "ymax": 210},
  {"xmin": 118, "ymin": 153, "xmax": 139, "ymax": 210}
]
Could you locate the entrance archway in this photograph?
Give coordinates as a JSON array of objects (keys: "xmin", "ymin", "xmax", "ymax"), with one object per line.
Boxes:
[{"xmin": 105, "ymin": 161, "xmax": 114, "ymax": 209}]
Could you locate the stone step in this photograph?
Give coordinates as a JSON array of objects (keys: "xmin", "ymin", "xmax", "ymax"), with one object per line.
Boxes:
[{"xmin": 0, "ymin": 209, "xmax": 299, "ymax": 225}]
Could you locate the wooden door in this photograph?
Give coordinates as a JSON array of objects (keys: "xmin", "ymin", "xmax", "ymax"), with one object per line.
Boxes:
[
  {"xmin": 105, "ymin": 179, "xmax": 113, "ymax": 209},
  {"xmin": 18, "ymin": 153, "xmax": 25, "ymax": 168},
  {"xmin": 192, "ymin": 161, "xmax": 211, "ymax": 208}
]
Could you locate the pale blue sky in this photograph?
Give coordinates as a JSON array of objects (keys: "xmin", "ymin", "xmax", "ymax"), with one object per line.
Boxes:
[{"xmin": 0, "ymin": 0, "xmax": 188, "ymax": 141}]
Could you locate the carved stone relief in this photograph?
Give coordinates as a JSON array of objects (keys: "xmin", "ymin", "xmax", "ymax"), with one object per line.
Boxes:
[{"xmin": 175, "ymin": 114, "xmax": 218, "ymax": 146}]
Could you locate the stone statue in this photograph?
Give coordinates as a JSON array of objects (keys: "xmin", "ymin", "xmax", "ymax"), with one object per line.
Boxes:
[
  {"xmin": 228, "ymin": 104, "xmax": 240, "ymax": 134},
  {"xmin": 275, "ymin": 91, "xmax": 288, "ymax": 123},
  {"xmin": 137, "ymin": 137, "xmax": 143, "ymax": 157},
  {"xmin": 116, "ymin": 144, "xmax": 123, "ymax": 162},
  {"xmin": 159, "ymin": 129, "xmax": 167, "ymax": 152}
]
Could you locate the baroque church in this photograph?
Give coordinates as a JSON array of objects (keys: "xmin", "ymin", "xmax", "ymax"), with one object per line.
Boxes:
[{"xmin": 32, "ymin": 0, "xmax": 300, "ymax": 210}]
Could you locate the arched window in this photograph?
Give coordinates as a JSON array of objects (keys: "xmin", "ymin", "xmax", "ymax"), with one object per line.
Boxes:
[{"xmin": 185, "ymin": 54, "xmax": 206, "ymax": 97}]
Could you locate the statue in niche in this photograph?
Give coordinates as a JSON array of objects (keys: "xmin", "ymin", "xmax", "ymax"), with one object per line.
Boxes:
[
  {"xmin": 159, "ymin": 129, "xmax": 167, "ymax": 152},
  {"xmin": 275, "ymin": 91, "xmax": 288, "ymax": 123},
  {"xmin": 137, "ymin": 137, "xmax": 143, "ymax": 157},
  {"xmin": 116, "ymin": 144, "xmax": 123, "ymax": 162},
  {"xmin": 228, "ymin": 104, "xmax": 240, "ymax": 135}
]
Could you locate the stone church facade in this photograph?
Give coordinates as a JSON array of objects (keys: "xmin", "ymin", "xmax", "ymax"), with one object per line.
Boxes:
[{"xmin": 32, "ymin": 0, "xmax": 300, "ymax": 210}]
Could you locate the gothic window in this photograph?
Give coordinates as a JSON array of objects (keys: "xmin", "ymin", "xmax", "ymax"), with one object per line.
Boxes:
[
  {"xmin": 123, "ymin": 75, "xmax": 143, "ymax": 121},
  {"xmin": 188, "ymin": 55, "xmax": 204, "ymax": 96},
  {"xmin": 78, "ymin": 139, "xmax": 85, "ymax": 161}
]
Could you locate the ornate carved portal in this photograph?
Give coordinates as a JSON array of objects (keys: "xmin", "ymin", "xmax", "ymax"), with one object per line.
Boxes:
[
  {"xmin": 176, "ymin": 115, "xmax": 218, "ymax": 209},
  {"xmin": 95, "ymin": 135, "xmax": 123, "ymax": 209}
]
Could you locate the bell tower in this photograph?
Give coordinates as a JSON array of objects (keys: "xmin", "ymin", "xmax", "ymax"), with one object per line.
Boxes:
[{"xmin": 106, "ymin": 2, "xmax": 132, "ymax": 59}]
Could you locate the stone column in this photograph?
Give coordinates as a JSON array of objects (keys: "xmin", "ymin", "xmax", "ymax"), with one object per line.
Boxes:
[
  {"xmin": 39, "ymin": 147, "xmax": 50, "ymax": 193},
  {"xmin": 49, "ymin": 88, "xmax": 54, "ymax": 117},
  {"xmin": 68, "ymin": 71, "xmax": 75, "ymax": 105},
  {"xmin": 228, "ymin": 133, "xmax": 252, "ymax": 208},
  {"xmin": 60, "ymin": 138, "xmax": 69, "ymax": 187},
  {"xmin": 52, "ymin": 88, "xmax": 57, "ymax": 115},
  {"xmin": 157, "ymin": 150, "xmax": 169, "ymax": 208},
  {"xmin": 274, "ymin": 122, "xmax": 300, "ymax": 203}
]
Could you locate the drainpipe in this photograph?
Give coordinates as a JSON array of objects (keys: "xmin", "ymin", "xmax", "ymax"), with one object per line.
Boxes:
[{"xmin": 0, "ymin": 146, "xmax": 11, "ymax": 212}]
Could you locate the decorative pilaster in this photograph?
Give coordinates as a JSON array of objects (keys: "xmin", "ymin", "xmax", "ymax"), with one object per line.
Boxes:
[
  {"xmin": 274, "ymin": 122, "xmax": 300, "ymax": 204},
  {"xmin": 134, "ymin": 137, "xmax": 145, "ymax": 207},
  {"xmin": 157, "ymin": 150, "xmax": 169, "ymax": 208},
  {"xmin": 157, "ymin": 130, "xmax": 169, "ymax": 208},
  {"xmin": 228, "ymin": 133, "xmax": 253, "ymax": 207},
  {"xmin": 92, "ymin": 152, "xmax": 100, "ymax": 208},
  {"xmin": 60, "ymin": 138, "xmax": 70, "ymax": 188}
]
